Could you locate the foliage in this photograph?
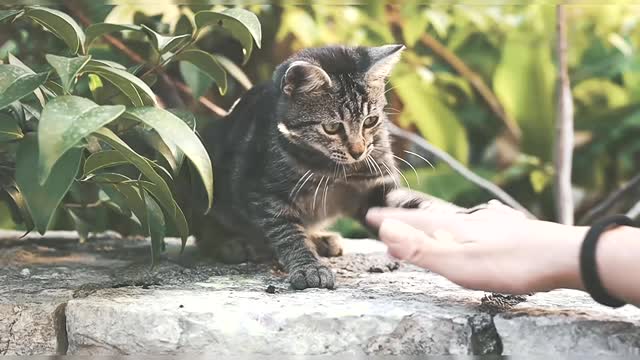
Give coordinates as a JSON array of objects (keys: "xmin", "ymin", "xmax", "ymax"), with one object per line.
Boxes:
[
  {"xmin": 0, "ymin": 5, "xmax": 261, "ymax": 264},
  {"xmin": 274, "ymin": 3, "xmax": 640, "ymax": 220},
  {"xmin": 1, "ymin": 2, "xmax": 639, "ymax": 254}
]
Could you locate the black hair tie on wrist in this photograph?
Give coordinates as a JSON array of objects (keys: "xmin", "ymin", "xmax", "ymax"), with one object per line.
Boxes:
[{"xmin": 580, "ymin": 214, "xmax": 634, "ymax": 308}]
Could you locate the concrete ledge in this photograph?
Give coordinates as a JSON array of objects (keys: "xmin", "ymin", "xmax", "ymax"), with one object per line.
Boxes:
[{"xmin": 1, "ymin": 233, "xmax": 639, "ymax": 355}]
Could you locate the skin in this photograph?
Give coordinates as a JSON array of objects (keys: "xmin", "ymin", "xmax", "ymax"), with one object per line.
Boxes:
[{"xmin": 366, "ymin": 200, "xmax": 640, "ymax": 306}]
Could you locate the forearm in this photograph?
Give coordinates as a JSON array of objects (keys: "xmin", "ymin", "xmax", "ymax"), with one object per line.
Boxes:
[
  {"xmin": 595, "ymin": 226, "xmax": 640, "ymax": 306},
  {"xmin": 552, "ymin": 224, "xmax": 640, "ymax": 307}
]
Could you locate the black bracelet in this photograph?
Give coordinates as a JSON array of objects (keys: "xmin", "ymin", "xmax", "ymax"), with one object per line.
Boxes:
[{"xmin": 580, "ymin": 214, "xmax": 634, "ymax": 308}]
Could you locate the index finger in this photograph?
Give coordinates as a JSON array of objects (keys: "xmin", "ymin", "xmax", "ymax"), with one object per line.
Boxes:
[{"xmin": 366, "ymin": 207, "xmax": 458, "ymax": 234}]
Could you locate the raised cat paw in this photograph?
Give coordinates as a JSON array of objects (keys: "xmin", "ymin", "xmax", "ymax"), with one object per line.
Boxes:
[
  {"xmin": 289, "ymin": 263, "xmax": 335, "ymax": 290},
  {"xmin": 310, "ymin": 231, "xmax": 344, "ymax": 257}
]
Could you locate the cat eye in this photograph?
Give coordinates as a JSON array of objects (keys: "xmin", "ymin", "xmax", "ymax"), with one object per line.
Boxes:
[
  {"xmin": 322, "ymin": 122, "xmax": 342, "ymax": 135},
  {"xmin": 363, "ymin": 116, "xmax": 379, "ymax": 128}
]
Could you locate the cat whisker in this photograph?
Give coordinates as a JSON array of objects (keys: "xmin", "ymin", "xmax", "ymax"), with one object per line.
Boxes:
[
  {"xmin": 289, "ymin": 170, "xmax": 311, "ymax": 199},
  {"xmin": 392, "ymin": 154, "xmax": 420, "ymax": 185},
  {"xmin": 368, "ymin": 155, "xmax": 384, "ymax": 179},
  {"xmin": 322, "ymin": 177, "xmax": 330, "ymax": 217},
  {"xmin": 364, "ymin": 155, "xmax": 374, "ymax": 175},
  {"xmin": 312, "ymin": 176, "xmax": 325, "ymax": 212},
  {"xmin": 383, "ymin": 86, "xmax": 397, "ymax": 95},
  {"xmin": 368, "ymin": 156, "xmax": 386, "ymax": 194},
  {"xmin": 390, "ymin": 162, "xmax": 411, "ymax": 189},
  {"xmin": 403, "ymin": 150, "xmax": 434, "ymax": 170},
  {"xmin": 290, "ymin": 171, "xmax": 314, "ymax": 202},
  {"xmin": 341, "ymin": 165, "xmax": 348, "ymax": 182},
  {"xmin": 381, "ymin": 162, "xmax": 400, "ymax": 189}
]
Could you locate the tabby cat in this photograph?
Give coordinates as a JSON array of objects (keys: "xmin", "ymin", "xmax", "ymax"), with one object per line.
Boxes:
[{"xmin": 195, "ymin": 44, "xmax": 432, "ymax": 290}]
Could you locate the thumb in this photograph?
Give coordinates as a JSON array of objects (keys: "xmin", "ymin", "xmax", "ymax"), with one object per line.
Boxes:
[{"xmin": 379, "ymin": 219, "xmax": 436, "ymax": 266}]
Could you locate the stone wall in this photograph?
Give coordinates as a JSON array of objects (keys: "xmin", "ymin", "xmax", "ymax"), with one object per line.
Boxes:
[{"xmin": 1, "ymin": 232, "xmax": 639, "ymax": 355}]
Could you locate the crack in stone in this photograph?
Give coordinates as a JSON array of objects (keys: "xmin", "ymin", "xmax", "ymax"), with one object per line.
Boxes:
[
  {"xmin": 54, "ymin": 303, "xmax": 69, "ymax": 355},
  {"xmin": 1, "ymin": 315, "xmax": 19, "ymax": 355}
]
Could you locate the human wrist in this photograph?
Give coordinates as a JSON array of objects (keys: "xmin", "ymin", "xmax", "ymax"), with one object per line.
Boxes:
[{"xmin": 530, "ymin": 221, "xmax": 587, "ymax": 292}]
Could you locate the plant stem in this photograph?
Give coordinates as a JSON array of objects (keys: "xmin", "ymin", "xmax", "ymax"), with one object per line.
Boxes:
[
  {"xmin": 579, "ymin": 173, "xmax": 640, "ymax": 225},
  {"xmin": 388, "ymin": 122, "xmax": 536, "ymax": 219},
  {"xmin": 554, "ymin": 5, "xmax": 575, "ymax": 225},
  {"xmin": 627, "ymin": 201, "xmax": 640, "ymax": 220},
  {"xmin": 418, "ymin": 33, "xmax": 522, "ymax": 144}
]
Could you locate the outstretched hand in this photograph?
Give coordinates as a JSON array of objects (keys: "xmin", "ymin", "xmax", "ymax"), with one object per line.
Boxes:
[{"xmin": 366, "ymin": 200, "xmax": 586, "ymax": 294}]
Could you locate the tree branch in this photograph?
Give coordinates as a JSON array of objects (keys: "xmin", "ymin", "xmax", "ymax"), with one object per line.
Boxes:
[
  {"xmin": 554, "ymin": 5, "xmax": 575, "ymax": 225},
  {"xmin": 627, "ymin": 200, "xmax": 640, "ymax": 220},
  {"xmin": 580, "ymin": 173, "xmax": 640, "ymax": 224},
  {"xmin": 419, "ymin": 33, "xmax": 522, "ymax": 144},
  {"xmin": 387, "ymin": 122, "xmax": 536, "ymax": 219}
]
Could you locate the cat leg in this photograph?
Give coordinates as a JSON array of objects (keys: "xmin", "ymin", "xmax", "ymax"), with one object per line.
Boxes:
[
  {"xmin": 309, "ymin": 231, "xmax": 344, "ymax": 257},
  {"xmin": 252, "ymin": 201, "xmax": 335, "ymax": 290},
  {"xmin": 195, "ymin": 215, "xmax": 270, "ymax": 264}
]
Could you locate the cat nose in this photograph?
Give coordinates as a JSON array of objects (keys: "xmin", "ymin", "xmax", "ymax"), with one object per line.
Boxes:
[{"xmin": 348, "ymin": 143, "xmax": 366, "ymax": 160}]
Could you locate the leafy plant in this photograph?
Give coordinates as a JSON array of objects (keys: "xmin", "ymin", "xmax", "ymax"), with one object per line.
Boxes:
[{"xmin": 0, "ymin": 5, "xmax": 261, "ymax": 264}]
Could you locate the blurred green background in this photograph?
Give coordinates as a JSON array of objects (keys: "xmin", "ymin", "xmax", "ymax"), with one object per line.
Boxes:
[{"xmin": 1, "ymin": 1, "xmax": 639, "ymax": 238}]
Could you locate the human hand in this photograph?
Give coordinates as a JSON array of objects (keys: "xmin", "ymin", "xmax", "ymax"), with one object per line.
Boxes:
[{"xmin": 366, "ymin": 201, "xmax": 587, "ymax": 294}]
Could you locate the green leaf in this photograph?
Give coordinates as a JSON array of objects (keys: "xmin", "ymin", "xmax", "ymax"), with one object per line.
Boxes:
[
  {"xmin": 136, "ymin": 128, "xmax": 180, "ymax": 175},
  {"xmin": 91, "ymin": 127, "xmax": 177, "ymax": 219},
  {"xmin": 221, "ymin": 8, "xmax": 262, "ymax": 49},
  {"xmin": 45, "ymin": 54, "xmax": 92, "ymax": 93},
  {"xmin": 392, "ymin": 67, "xmax": 470, "ymax": 164},
  {"xmin": 38, "ymin": 95, "xmax": 125, "ymax": 184},
  {"xmin": 15, "ymin": 135, "xmax": 83, "ymax": 234},
  {"xmin": 83, "ymin": 62, "xmax": 157, "ymax": 106},
  {"xmin": 98, "ymin": 186, "xmax": 133, "ymax": 219},
  {"xmin": 158, "ymin": 109, "xmax": 197, "ymax": 174},
  {"xmin": 85, "ymin": 23, "xmax": 142, "ymax": 48},
  {"xmin": 494, "ymin": 33, "xmax": 556, "ymax": 161},
  {"xmin": 3, "ymin": 182, "xmax": 35, "ymax": 234},
  {"xmin": 195, "ymin": 9, "xmax": 261, "ymax": 64},
  {"xmin": 175, "ymin": 49, "xmax": 227, "ymax": 95},
  {"xmin": 0, "ymin": 9, "xmax": 22, "ymax": 23},
  {"xmin": 175, "ymin": 13, "xmax": 194, "ymax": 36},
  {"xmin": 92, "ymin": 172, "xmax": 188, "ymax": 250},
  {"xmin": 141, "ymin": 186, "xmax": 165, "ymax": 266},
  {"xmin": 213, "ymin": 54, "xmax": 252, "ymax": 90},
  {"xmin": 138, "ymin": 180, "xmax": 189, "ymax": 250},
  {"xmin": 0, "ymin": 113, "xmax": 24, "ymax": 142},
  {"xmin": 93, "ymin": 173, "xmax": 143, "ymax": 224},
  {"xmin": 83, "ymin": 150, "xmax": 130, "ymax": 175},
  {"xmin": 529, "ymin": 169, "xmax": 551, "ymax": 193},
  {"xmin": 7, "ymin": 54, "xmax": 46, "ymax": 106},
  {"xmin": 179, "ymin": 61, "xmax": 213, "ymax": 99},
  {"xmin": 401, "ymin": 5, "xmax": 428, "ymax": 47},
  {"xmin": 124, "ymin": 107, "xmax": 214, "ymax": 209},
  {"xmin": 0, "ymin": 65, "xmax": 49, "ymax": 110},
  {"xmin": 573, "ymin": 78, "xmax": 630, "ymax": 110},
  {"xmin": 88, "ymin": 59, "xmax": 127, "ymax": 70},
  {"xmin": 24, "ymin": 6, "xmax": 85, "ymax": 54},
  {"xmin": 141, "ymin": 24, "xmax": 191, "ymax": 54}
]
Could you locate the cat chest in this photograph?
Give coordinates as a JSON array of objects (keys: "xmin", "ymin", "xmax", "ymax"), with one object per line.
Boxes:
[{"xmin": 292, "ymin": 179, "xmax": 370, "ymax": 224}]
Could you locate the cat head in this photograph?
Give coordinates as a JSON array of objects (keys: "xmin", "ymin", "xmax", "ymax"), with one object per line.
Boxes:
[{"xmin": 273, "ymin": 45, "xmax": 404, "ymax": 170}]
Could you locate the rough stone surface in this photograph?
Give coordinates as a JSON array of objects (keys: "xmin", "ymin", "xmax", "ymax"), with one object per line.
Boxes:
[{"xmin": 1, "ymin": 231, "xmax": 639, "ymax": 355}]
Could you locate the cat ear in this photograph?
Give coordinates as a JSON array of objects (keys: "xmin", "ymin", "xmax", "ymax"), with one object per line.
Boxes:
[
  {"xmin": 366, "ymin": 44, "xmax": 405, "ymax": 83},
  {"xmin": 281, "ymin": 61, "xmax": 332, "ymax": 96}
]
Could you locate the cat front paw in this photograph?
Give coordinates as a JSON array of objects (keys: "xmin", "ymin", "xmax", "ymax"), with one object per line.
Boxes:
[
  {"xmin": 310, "ymin": 231, "xmax": 344, "ymax": 257},
  {"xmin": 289, "ymin": 263, "xmax": 336, "ymax": 290}
]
